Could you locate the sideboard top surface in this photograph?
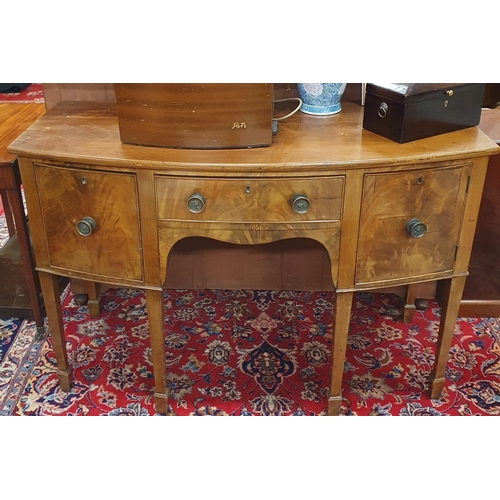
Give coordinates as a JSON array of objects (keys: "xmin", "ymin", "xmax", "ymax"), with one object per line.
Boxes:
[
  {"xmin": 8, "ymin": 101, "xmax": 499, "ymax": 173},
  {"xmin": 0, "ymin": 103, "xmax": 46, "ymax": 164}
]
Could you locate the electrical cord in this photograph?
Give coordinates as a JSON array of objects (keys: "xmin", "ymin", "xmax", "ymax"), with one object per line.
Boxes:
[{"xmin": 273, "ymin": 97, "xmax": 303, "ymax": 121}]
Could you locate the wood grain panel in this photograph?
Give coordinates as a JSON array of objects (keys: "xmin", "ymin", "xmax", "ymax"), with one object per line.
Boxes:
[
  {"xmin": 281, "ymin": 239, "xmax": 332, "ymax": 290},
  {"xmin": 41, "ymin": 83, "xmax": 363, "ymax": 114},
  {"xmin": 114, "ymin": 83, "xmax": 273, "ymax": 149},
  {"xmin": 34, "ymin": 164, "xmax": 143, "ymax": 281},
  {"xmin": 9, "ymin": 102, "xmax": 499, "ymax": 172},
  {"xmin": 0, "ymin": 103, "xmax": 45, "ymax": 164},
  {"xmin": 158, "ymin": 222, "xmax": 341, "ymax": 289},
  {"xmin": 454, "ymin": 156, "xmax": 489, "ymax": 274},
  {"xmin": 42, "ymin": 84, "xmax": 115, "ymax": 111},
  {"xmin": 356, "ymin": 164, "xmax": 470, "ymax": 284},
  {"xmin": 201, "ymin": 240, "xmax": 283, "ymax": 290},
  {"xmin": 165, "ymin": 238, "xmax": 337, "ymax": 291},
  {"xmin": 460, "ymin": 110, "xmax": 500, "ymax": 315},
  {"xmin": 156, "ymin": 176, "xmax": 344, "ymax": 222}
]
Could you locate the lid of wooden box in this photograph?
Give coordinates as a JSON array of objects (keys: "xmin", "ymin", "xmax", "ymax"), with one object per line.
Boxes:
[{"xmin": 366, "ymin": 83, "xmax": 482, "ymax": 103}]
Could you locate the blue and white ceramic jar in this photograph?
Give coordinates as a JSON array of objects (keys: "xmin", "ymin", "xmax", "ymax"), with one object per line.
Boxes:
[{"xmin": 297, "ymin": 83, "xmax": 347, "ymax": 115}]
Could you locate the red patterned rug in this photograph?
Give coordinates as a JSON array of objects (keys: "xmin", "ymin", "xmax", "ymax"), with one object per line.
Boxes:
[
  {"xmin": 0, "ymin": 84, "xmax": 44, "ymax": 103},
  {"xmin": 3, "ymin": 285, "xmax": 500, "ymax": 416}
]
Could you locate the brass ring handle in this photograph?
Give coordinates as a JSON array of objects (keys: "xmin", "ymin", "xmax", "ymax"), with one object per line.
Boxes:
[
  {"xmin": 291, "ymin": 194, "xmax": 311, "ymax": 214},
  {"xmin": 406, "ymin": 218, "xmax": 427, "ymax": 238},
  {"xmin": 378, "ymin": 102, "xmax": 389, "ymax": 119},
  {"xmin": 76, "ymin": 216, "xmax": 97, "ymax": 236},
  {"xmin": 187, "ymin": 193, "xmax": 206, "ymax": 213}
]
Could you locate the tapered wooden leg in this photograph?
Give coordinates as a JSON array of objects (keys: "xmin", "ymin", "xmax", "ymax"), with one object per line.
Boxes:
[
  {"xmin": 429, "ymin": 276, "xmax": 467, "ymax": 399},
  {"xmin": 7, "ymin": 185, "xmax": 44, "ymax": 329},
  {"xmin": 145, "ymin": 288, "xmax": 169, "ymax": 415},
  {"xmin": 83, "ymin": 280, "xmax": 100, "ymax": 317},
  {"xmin": 38, "ymin": 271, "xmax": 72, "ymax": 391},
  {"xmin": 403, "ymin": 284, "xmax": 418, "ymax": 323},
  {"xmin": 328, "ymin": 291, "xmax": 353, "ymax": 416},
  {"xmin": 1, "ymin": 189, "xmax": 15, "ymax": 237}
]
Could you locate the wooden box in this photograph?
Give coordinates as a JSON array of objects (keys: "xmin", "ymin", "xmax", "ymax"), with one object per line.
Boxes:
[
  {"xmin": 114, "ymin": 83, "xmax": 274, "ymax": 149},
  {"xmin": 362, "ymin": 83, "xmax": 485, "ymax": 143}
]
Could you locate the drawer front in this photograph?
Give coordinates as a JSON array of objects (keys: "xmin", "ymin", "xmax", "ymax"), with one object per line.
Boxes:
[
  {"xmin": 35, "ymin": 164, "xmax": 143, "ymax": 281},
  {"xmin": 156, "ymin": 176, "xmax": 344, "ymax": 222},
  {"xmin": 356, "ymin": 165, "xmax": 470, "ymax": 284}
]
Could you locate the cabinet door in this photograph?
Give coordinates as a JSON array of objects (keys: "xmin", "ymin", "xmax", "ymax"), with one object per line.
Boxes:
[
  {"xmin": 35, "ymin": 164, "xmax": 143, "ymax": 281},
  {"xmin": 356, "ymin": 164, "xmax": 470, "ymax": 285}
]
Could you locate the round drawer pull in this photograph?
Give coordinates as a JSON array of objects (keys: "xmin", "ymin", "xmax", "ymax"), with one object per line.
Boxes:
[
  {"xmin": 76, "ymin": 216, "xmax": 97, "ymax": 236},
  {"xmin": 378, "ymin": 102, "xmax": 389, "ymax": 119},
  {"xmin": 291, "ymin": 194, "xmax": 311, "ymax": 214},
  {"xmin": 187, "ymin": 193, "xmax": 206, "ymax": 213},
  {"xmin": 406, "ymin": 218, "xmax": 427, "ymax": 238}
]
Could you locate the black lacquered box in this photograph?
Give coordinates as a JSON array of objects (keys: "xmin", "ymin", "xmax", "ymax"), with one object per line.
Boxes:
[{"xmin": 362, "ymin": 83, "xmax": 485, "ymax": 143}]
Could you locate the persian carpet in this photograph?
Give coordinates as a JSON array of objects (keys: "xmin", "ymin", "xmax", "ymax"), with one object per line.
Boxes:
[
  {"xmin": 0, "ymin": 214, "xmax": 46, "ymax": 414},
  {"xmin": 0, "ymin": 84, "xmax": 44, "ymax": 103},
  {"xmin": 2, "ymin": 282, "xmax": 500, "ymax": 416}
]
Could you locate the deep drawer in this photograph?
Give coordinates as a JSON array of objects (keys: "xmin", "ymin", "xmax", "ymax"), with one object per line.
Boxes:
[
  {"xmin": 355, "ymin": 164, "xmax": 470, "ymax": 284},
  {"xmin": 35, "ymin": 163, "xmax": 143, "ymax": 281}
]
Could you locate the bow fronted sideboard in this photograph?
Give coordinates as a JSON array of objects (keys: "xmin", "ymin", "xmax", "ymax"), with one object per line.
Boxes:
[{"xmin": 9, "ymin": 101, "xmax": 499, "ymax": 415}]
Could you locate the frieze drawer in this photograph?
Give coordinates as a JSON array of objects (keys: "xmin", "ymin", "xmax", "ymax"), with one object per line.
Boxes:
[{"xmin": 155, "ymin": 176, "xmax": 344, "ymax": 222}]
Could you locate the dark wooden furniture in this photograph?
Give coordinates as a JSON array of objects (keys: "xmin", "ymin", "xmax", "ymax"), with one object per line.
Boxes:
[
  {"xmin": 0, "ymin": 103, "xmax": 45, "ymax": 329},
  {"xmin": 363, "ymin": 83, "xmax": 485, "ymax": 143},
  {"xmin": 9, "ymin": 99, "xmax": 499, "ymax": 415},
  {"xmin": 459, "ymin": 108, "xmax": 500, "ymax": 316}
]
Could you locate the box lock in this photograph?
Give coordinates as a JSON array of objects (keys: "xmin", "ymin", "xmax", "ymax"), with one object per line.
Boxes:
[{"xmin": 443, "ymin": 89, "xmax": 453, "ymax": 108}]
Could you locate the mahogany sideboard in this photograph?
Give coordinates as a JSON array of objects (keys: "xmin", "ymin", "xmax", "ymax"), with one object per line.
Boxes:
[{"xmin": 8, "ymin": 101, "xmax": 499, "ymax": 415}]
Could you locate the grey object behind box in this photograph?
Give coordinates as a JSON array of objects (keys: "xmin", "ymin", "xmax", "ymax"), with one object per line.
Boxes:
[{"xmin": 362, "ymin": 83, "xmax": 485, "ymax": 143}]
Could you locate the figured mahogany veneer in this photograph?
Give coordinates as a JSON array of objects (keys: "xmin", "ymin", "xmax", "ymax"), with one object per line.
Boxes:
[
  {"xmin": 34, "ymin": 164, "xmax": 143, "ymax": 281},
  {"xmin": 156, "ymin": 176, "xmax": 344, "ymax": 222},
  {"xmin": 8, "ymin": 100, "xmax": 499, "ymax": 416},
  {"xmin": 357, "ymin": 165, "xmax": 470, "ymax": 285}
]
